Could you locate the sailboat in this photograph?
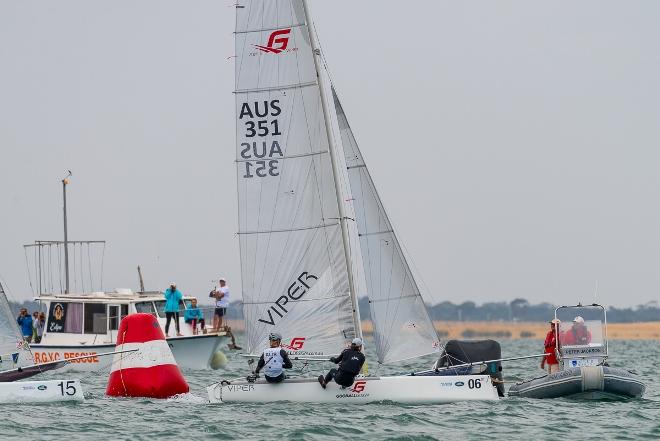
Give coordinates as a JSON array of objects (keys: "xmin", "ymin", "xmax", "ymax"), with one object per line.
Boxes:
[
  {"xmin": 0, "ymin": 281, "xmax": 84, "ymax": 403},
  {"xmin": 207, "ymin": 0, "xmax": 498, "ymax": 403}
]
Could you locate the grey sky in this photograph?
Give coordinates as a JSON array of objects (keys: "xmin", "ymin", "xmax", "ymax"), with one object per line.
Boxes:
[{"xmin": 1, "ymin": 1, "xmax": 659, "ymax": 307}]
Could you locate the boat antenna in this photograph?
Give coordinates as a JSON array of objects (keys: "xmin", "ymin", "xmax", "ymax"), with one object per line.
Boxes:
[
  {"xmin": 593, "ymin": 280, "xmax": 599, "ymax": 304},
  {"xmin": 62, "ymin": 170, "xmax": 72, "ymax": 294}
]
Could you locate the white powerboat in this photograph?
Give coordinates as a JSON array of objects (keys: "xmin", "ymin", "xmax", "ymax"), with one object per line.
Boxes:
[{"xmin": 29, "ymin": 289, "xmax": 227, "ymax": 371}]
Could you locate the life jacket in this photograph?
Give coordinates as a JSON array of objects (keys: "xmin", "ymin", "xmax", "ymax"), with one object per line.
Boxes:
[
  {"xmin": 543, "ymin": 330, "xmax": 558, "ymax": 365},
  {"xmin": 571, "ymin": 327, "xmax": 590, "ymax": 345},
  {"xmin": 262, "ymin": 347, "xmax": 285, "ymax": 377}
]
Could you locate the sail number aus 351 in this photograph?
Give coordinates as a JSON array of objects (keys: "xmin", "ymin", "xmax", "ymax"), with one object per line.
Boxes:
[{"xmin": 239, "ymin": 100, "xmax": 284, "ymax": 178}]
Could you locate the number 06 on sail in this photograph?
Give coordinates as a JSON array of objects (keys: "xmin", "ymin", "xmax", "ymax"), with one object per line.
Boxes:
[{"xmin": 207, "ymin": 0, "xmax": 498, "ymax": 403}]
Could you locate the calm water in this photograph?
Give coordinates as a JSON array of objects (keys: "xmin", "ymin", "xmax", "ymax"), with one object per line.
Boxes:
[{"xmin": 2, "ymin": 338, "xmax": 658, "ymax": 440}]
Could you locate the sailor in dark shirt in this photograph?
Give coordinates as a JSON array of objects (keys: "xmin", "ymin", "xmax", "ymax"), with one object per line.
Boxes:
[
  {"xmin": 250, "ymin": 332, "xmax": 293, "ymax": 383},
  {"xmin": 318, "ymin": 338, "xmax": 366, "ymax": 388}
]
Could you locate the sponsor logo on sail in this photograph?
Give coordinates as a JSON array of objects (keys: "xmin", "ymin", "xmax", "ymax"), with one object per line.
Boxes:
[
  {"xmin": 254, "ymin": 28, "xmax": 294, "ymax": 54},
  {"xmin": 281, "ymin": 337, "xmax": 306, "ymax": 351},
  {"xmin": 257, "ymin": 271, "xmax": 318, "ymax": 326}
]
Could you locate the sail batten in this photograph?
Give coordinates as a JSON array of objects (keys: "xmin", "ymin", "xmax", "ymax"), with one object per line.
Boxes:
[{"xmin": 235, "ymin": 80, "xmax": 318, "ymax": 94}]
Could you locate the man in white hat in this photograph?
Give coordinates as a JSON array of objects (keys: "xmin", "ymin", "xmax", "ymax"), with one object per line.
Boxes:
[
  {"xmin": 211, "ymin": 277, "xmax": 230, "ymax": 332},
  {"xmin": 563, "ymin": 316, "xmax": 592, "ymax": 345},
  {"xmin": 318, "ymin": 338, "xmax": 365, "ymax": 389}
]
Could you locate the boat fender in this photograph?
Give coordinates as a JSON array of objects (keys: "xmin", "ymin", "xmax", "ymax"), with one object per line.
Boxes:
[{"xmin": 106, "ymin": 313, "xmax": 189, "ymax": 399}]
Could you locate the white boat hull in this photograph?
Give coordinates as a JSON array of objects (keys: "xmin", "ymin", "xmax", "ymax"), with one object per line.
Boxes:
[
  {"xmin": 0, "ymin": 379, "xmax": 84, "ymax": 404},
  {"xmin": 31, "ymin": 334, "xmax": 225, "ymax": 371},
  {"xmin": 207, "ymin": 374, "xmax": 498, "ymax": 404}
]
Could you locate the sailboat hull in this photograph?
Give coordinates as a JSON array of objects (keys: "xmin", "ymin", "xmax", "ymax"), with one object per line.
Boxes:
[
  {"xmin": 207, "ymin": 374, "xmax": 498, "ymax": 404},
  {"xmin": 0, "ymin": 379, "xmax": 84, "ymax": 404}
]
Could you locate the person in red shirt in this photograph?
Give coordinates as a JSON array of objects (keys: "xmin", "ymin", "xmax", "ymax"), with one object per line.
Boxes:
[
  {"xmin": 541, "ymin": 318, "xmax": 560, "ymax": 374},
  {"xmin": 562, "ymin": 316, "xmax": 592, "ymax": 345}
]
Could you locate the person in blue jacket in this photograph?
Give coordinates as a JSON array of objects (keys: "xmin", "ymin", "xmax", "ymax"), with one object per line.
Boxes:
[
  {"xmin": 164, "ymin": 283, "xmax": 183, "ymax": 337},
  {"xmin": 184, "ymin": 298, "xmax": 205, "ymax": 335},
  {"xmin": 16, "ymin": 308, "xmax": 33, "ymax": 343}
]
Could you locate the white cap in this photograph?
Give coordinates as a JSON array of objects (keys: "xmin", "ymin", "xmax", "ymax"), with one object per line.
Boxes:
[
  {"xmin": 219, "ymin": 277, "xmax": 226, "ymax": 282},
  {"xmin": 170, "ymin": 282, "xmax": 176, "ymax": 287},
  {"xmin": 573, "ymin": 316, "xmax": 585, "ymax": 324},
  {"xmin": 352, "ymin": 338, "xmax": 363, "ymax": 346}
]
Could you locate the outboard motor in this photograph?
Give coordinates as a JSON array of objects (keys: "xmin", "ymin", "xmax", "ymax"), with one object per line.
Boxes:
[{"xmin": 437, "ymin": 340, "xmax": 505, "ymax": 397}]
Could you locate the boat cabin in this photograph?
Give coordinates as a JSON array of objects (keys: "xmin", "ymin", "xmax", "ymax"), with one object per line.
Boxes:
[
  {"xmin": 554, "ymin": 304, "xmax": 608, "ymax": 370},
  {"xmin": 34, "ymin": 290, "xmax": 206, "ymax": 345}
]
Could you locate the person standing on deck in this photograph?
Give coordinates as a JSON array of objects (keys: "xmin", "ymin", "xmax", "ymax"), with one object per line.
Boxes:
[
  {"xmin": 318, "ymin": 338, "xmax": 366, "ymax": 389},
  {"xmin": 541, "ymin": 318, "xmax": 560, "ymax": 374},
  {"xmin": 164, "ymin": 283, "xmax": 183, "ymax": 337},
  {"xmin": 34, "ymin": 312, "xmax": 46, "ymax": 343},
  {"xmin": 250, "ymin": 332, "xmax": 293, "ymax": 383},
  {"xmin": 16, "ymin": 308, "xmax": 33, "ymax": 343},
  {"xmin": 31, "ymin": 311, "xmax": 39, "ymax": 342},
  {"xmin": 211, "ymin": 278, "xmax": 230, "ymax": 331}
]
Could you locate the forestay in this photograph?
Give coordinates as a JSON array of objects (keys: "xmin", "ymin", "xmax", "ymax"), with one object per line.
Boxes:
[
  {"xmin": 0, "ymin": 282, "xmax": 34, "ymax": 370},
  {"xmin": 333, "ymin": 90, "xmax": 440, "ymax": 364},
  {"xmin": 235, "ymin": 0, "xmax": 361, "ymax": 356}
]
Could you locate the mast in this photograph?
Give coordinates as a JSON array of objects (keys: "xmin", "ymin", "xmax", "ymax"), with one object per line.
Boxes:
[
  {"xmin": 302, "ymin": 0, "xmax": 363, "ymax": 340},
  {"xmin": 62, "ymin": 171, "xmax": 71, "ymax": 294}
]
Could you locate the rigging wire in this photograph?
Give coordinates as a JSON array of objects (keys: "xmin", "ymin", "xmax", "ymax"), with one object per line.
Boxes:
[
  {"xmin": 57, "ymin": 243, "xmax": 63, "ymax": 294},
  {"xmin": 87, "ymin": 243, "xmax": 93, "ymax": 292},
  {"xmin": 100, "ymin": 242, "xmax": 106, "ymax": 292},
  {"xmin": 24, "ymin": 247, "xmax": 34, "ymax": 296},
  {"xmin": 73, "ymin": 242, "xmax": 77, "ymax": 293}
]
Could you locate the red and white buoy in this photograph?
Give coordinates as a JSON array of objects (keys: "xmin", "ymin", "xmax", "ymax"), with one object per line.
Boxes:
[{"xmin": 106, "ymin": 313, "xmax": 189, "ymax": 398}]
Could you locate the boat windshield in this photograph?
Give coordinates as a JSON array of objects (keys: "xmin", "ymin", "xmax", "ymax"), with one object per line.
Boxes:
[
  {"xmin": 153, "ymin": 300, "xmax": 186, "ymax": 317},
  {"xmin": 555, "ymin": 305, "xmax": 608, "ymax": 364},
  {"xmin": 135, "ymin": 301, "xmax": 156, "ymax": 315},
  {"xmin": 558, "ymin": 320, "xmax": 604, "ymax": 347}
]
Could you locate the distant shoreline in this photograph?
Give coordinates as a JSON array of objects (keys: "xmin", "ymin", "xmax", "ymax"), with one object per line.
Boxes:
[{"xmin": 223, "ymin": 320, "xmax": 660, "ymax": 340}]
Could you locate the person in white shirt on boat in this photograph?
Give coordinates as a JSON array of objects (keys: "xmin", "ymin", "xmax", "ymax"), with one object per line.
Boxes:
[
  {"xmin": 249, "ymin": 332, "xmax": 293, "ymax": 383},
  {"xmin": 211, "ymin": 278, "xmax": 230, "ymax": 331},
  {"xmin": 318, "ymin": 338, "xmax": 366, "ymax": 389}
]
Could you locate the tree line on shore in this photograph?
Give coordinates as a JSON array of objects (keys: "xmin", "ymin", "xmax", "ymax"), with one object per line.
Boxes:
[{"xmin": 11, "ymin": 297, "xmax": 659, "ymax": 323}]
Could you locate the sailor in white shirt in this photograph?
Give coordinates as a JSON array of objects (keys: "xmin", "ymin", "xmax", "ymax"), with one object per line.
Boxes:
[{"xmin": 212, "ymin": 277, "xmax": 230, "ymax": 331}]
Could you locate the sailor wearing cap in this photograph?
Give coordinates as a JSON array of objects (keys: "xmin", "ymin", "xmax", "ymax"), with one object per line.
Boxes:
[
  {"xmin": 250, "ymin": 332, "xmax": 293, "ymax": 383},
  {"xmin": 541, "ymin": 319, "xmax": 561, "ymax": 374},
  {"xmin": 318, "ymin": 338, "xmax": 366, "ymax": 389},
  {"xmin": 563, "ymin": 316, "xmax": 592, "ymax": 345}
]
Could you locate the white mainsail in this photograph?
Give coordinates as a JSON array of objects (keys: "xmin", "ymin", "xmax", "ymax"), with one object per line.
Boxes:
[
  {"xmin": 333, "ymin": 89, "xmax": 440, "ymax": 364},
  {"xmin": 0, "ymin": 282, "xmax": 34, "ymax": 370},
  {"xmin": 235, "ymin": 0, "xmax": 362, "ymax": 356}
]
